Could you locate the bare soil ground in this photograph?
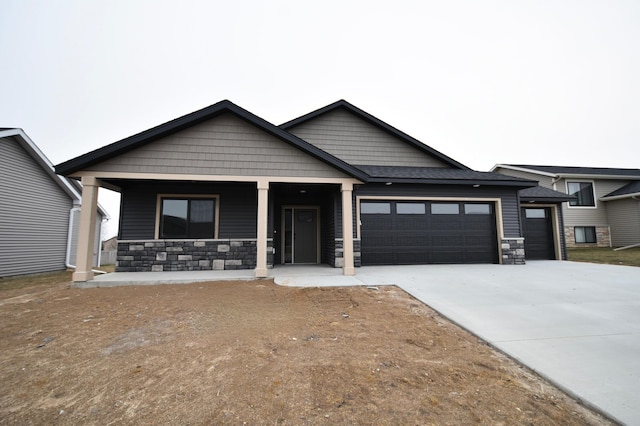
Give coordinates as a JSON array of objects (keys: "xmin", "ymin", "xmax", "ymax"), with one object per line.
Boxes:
[{"xmin": 0, "ymin": 272, "xmax": 613, "ymax": 425}]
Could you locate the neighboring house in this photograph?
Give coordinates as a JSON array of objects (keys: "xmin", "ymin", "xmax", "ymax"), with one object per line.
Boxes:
[
  {"xmin": 492, "ymin": 165, "xmax": 640, "ymax": 248},
  {"xmin": 0, "ymin": 128, "xmax": 108, "ymax": 277},
  {"xmin": 56, "ymin": 100, "xmax": 542, "ymax": 282}
]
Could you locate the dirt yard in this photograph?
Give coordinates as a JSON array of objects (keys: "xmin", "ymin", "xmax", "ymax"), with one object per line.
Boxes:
[{"xmin": 0, "ymin": 272, "xmax": 613, "ymax": 425}]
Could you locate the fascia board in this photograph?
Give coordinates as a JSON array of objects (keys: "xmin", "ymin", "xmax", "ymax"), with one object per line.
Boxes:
[{"xmin": 491, "ymin": 164, "xmax": 558, "ymax": 178}]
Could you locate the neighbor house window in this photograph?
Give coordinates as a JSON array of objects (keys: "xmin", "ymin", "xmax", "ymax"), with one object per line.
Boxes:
[
  {"xmin": 160, "ymin": 197, "xmax": 216, "ymax": 238},
  {"xmin": 575, "ymin": 226, "xmax": 596, "ymax": 244},
  {"xmin": 567, "ymin": 182, "xmax": 595, "ymax": 207}
]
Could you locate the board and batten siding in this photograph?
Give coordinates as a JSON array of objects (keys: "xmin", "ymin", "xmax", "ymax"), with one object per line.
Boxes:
[
  {"xmin": 605, "ymin": 198, "xmax": 640, "ymax": 246},
  {"xmin": 119, "ymin": 182, "xmax": 257, "ymax": 240},
  {"xmin": 354, "ymin": 184, "xmax": 522, "ymax": 238},
  {"xmin": 559, "ymin": 178, "xmax": 630, "ymax": 226},
  {"xmin": 0, "ymin": 136, "xmax": 72, "ymax": 276},
  {"xmin": 286, "ymin": 109, "xmax": 449, "ymax": 168},
  {"xmin": 86, "ymin": 114, "xmax": 349, "ymax": 179}
]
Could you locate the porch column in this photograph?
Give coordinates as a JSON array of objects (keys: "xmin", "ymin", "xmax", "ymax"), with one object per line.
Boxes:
[
  {"xmin": 255, "ymin": 179, "xmax": 269, "ymax": 278},
  {"xmin": 73, "ymin": 176, "xmax": 100, "ymax": 282},
  {"xmin": 341, "ymin": 182, "xmax": 355, "ymax": 276}
]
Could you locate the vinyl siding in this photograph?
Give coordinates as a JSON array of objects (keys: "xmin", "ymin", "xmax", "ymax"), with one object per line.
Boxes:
[
  {"xmin": 0, "ymin": 137, "xmax": 72, "ymax": 276},
  {"xmin": 560, "ymin": 178, "xmax": 631, "ymax": 226},
  {"xmin": 86, "ymin": 114, "xmax": 349, "ymax": 179},
  {"xmin": 493, "ymin": 167, "xmax": 555, "ymax": 188},
  {"xmin": 119, "ymin": 181, "xmax": 257, "ymax": 240},
  {"xmin": 355, "ymin": 184, "xmax": 522, "ymax": 237},
  {"xmin": 287, "ymin": 109, "xmax": 449, "ymax": 168},
  {"xmin": 606, "ymin": 198, "xmax": 640, "ymax": 246}
]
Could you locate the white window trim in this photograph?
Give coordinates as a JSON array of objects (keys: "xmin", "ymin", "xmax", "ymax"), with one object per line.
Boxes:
[
  {"xmin": 565, "ymin": 180, "xmax": 597, "ymax": 209},
  {"xmin": 155, "ymin": 194, "xmax": 220, "ymax": 239}
]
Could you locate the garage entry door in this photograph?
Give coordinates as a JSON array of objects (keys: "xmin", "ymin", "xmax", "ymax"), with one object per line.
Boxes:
[
  {"xmin": 360, "ymin": 200, "xmax": 498, "ymax": 265},
  {"xmin": 521, "ymin": 207, "xmax": 555, "ymax": 260}
]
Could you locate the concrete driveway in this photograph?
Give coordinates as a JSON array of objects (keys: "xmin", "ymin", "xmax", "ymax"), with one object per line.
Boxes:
[{"xmin": 277, "ymin": 261, "xmax": 640, "ymax": 425}]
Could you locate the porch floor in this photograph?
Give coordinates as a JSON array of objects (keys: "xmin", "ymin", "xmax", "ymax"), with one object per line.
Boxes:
[{"xmin": 77, "ymin": 264, "xmax": 360, "ymax": 288}]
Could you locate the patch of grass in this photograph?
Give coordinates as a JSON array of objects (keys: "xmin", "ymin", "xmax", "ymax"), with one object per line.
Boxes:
[
  {"xmin": 0, "ymin": 270, "xmax": 73, "ymax": 293},
  {"xmin": 567, "ymin": 247, "xmax": 640, "ymax": 267}
]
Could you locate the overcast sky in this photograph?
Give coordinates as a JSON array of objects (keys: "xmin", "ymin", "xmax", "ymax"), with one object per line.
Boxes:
[{"xmin": 2, "ymin": 0, "xmax": 639, "ymax": 237}]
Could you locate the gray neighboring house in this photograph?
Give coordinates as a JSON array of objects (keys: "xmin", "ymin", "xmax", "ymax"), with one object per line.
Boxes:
[
  {"xmin": 492, "ymin": 164, "xmax": 640, "ymax": 248},
  {"xmin": 0, "ymin": 128, "xmax": 107, "ymax": 277}
]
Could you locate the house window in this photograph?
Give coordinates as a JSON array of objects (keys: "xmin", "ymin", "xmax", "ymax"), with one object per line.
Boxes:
[
  {"xmin": 575, "ymin": 226, "xmax": 596, "ymax": 244},
  {"xmin": 160, "ymin": 197, "xmax": 216, "ymax": 238},
  {"xmin": 567, "ymin": 182, "xmax": 595, "ymax": 207}
]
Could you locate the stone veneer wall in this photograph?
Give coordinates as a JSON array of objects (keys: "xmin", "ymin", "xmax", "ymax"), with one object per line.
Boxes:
[
  {"xmin": 116, "ymin": 239, "xmax": 273, "ymax": 272},
  {"xmin": 564, "ymin": 226, "xmax": 611, "ymax": 248},
  {"xmin": 501, "ymin": 238, "xmax": 526, "ymax": 265},
  {"xmin": 332, "ymin": 238, "xmax": 362, "ymax": 268}
]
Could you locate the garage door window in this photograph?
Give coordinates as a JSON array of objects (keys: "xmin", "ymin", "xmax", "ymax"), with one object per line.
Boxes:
[
  {"xmin": 361, "ymin": 202, "xmax": 391, "ymax": 214},
  {"xmin": 397, "ymin": 203, "xmax": 426, "ymax": 214},
  {"xmin": 464, "ymin": 203, "xmax": 491, "ymax": 214},
  {"xmin": 431, "ymin": 203, "xmax": 460, "ymax": 214}
]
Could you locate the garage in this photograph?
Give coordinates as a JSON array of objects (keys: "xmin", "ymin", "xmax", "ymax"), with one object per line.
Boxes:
[
  {"xmin": 360, "ymin": 200, "xmax": 499, "ymax": 265},
  {"xmin": 521, "ymin": 207, "xmax": 555, "ymax": 260}
]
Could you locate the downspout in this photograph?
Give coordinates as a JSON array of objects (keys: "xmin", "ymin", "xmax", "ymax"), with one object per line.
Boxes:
[{"xmin": 65, "ymin": 207, "xmax": 107, "ymax": 274}]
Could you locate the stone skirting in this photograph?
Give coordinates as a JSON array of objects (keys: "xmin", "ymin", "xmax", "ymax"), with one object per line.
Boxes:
[
  {"xmin": 116, "ymin": 239, "xmax": 274, "ymax": 272},
  {"xmin": 564, "ymin": 226, "xmax": 611, "ymax": 248},
  {"xmin": 501, "ymin": 238, "xmax": 526, "ymax": 265},
  {"xmin": 332, "ymin": 238, "xmax": 362, "ymax": 268}
]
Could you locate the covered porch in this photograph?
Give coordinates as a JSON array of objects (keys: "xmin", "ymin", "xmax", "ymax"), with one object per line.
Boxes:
[{"xmin": 72, "ymin": 175, "xmax": 360, "ymax": 282}]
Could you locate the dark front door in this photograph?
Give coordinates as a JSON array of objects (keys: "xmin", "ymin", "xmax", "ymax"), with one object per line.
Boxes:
[
  {"xmin": 522, "ymin": 207, "xmax": 555, "ymax": 260},
  {"xmin": 283, "ymin": 207, "xmax": 319, "ymax": 264}
]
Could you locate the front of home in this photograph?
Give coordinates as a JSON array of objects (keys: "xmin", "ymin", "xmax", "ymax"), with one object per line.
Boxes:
[
  {"xmin": 56, "ymin": 100, "xmax": 540, "ymax": 282},
  {"xmin": 492, "ymin": 165, "xmax": 640, "ymax": 248}
]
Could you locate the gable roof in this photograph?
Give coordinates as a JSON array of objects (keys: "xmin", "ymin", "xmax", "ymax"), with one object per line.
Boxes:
[
  {"xmin": 601, "ymin": 181, "xmax": 640, "ymax": 201},
  {"xmin": 55, "ymin": 100, "xmax": 369, "ymax": 181},
  {"xmin": 280, "ymin": 100, "xmax": 471, "ymax": 170},
  {"xmin": 1, "ymin": 128, "xmax": 110, "ymax": 218},
  {"xmin": 1, "ymin": 128, "xmax": 82, "ymax": 201},
  {"xmin": 356, "ymin": 165, "xmax": 536, "ymax": 187},
  {"xmin": 493, "ymin": 164, "xmax": 640, "ymax": 179}
]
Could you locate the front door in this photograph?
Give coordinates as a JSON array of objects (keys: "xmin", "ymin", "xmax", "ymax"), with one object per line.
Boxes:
[
  {"xmin": 522, "ymin": 207, "xmax": 555, "ymax": 260},
  {"xmin": 283, "ymin": 207, "xmax": 319, "ymax": 264}
]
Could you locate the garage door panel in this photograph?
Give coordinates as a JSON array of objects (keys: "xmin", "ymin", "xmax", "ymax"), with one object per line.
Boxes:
[{"xmin": 361, "ymin": 200, "xmax": 498, "ymax": 266}]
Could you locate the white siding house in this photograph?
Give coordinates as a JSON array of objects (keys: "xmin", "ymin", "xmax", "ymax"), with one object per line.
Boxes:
[{"xmin": 0, "ymin": 129, "xmax": 107, "ymax": 277}]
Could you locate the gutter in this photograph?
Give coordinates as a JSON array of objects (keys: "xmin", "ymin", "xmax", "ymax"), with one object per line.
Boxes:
[{"xmin": 65, "ymin": 207, "xmax": 107, "ymax": 274}]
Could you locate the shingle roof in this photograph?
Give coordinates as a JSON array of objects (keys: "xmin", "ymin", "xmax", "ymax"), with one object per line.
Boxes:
[
  {"xmin": 356, "ymin": 165, "xmax": 537, "ymax": 187},
  {"xmin": 505, "ymin": 165, "xmax": 640, "ymax": 177},
  {"xmin": 280, "ymin": 100, "xmax": 471, "ymax": 170},
  {"xmin": 603, "ymin": 181, "xmax": 640, "ymax": 199},
  {"xmin": 519, "ymin": 186, "xmax": 576, "ymax": 202}
]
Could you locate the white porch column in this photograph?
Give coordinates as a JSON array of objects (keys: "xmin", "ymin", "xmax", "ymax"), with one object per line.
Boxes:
[
  {"xmin": 341, "ymin": 182, "xmax": 355, "ymax": 276},
  {"xmin": 73, "ymin": 176, "xmax": 100, "ymax": 282},
  {"xmin": 255, "ymin": 179, "xmax": 269, "ymax": 278}
]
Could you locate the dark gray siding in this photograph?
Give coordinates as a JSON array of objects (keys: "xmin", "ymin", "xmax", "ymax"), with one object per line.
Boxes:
[
  {"xmin": 0, "ymin": 137, "xmax": 73, "ymax": 276},
  {"xmin": 119, "ymin": 181, "xmax": 257, "ymax": 240},
  {"xmin": 354, "ymin": 184, "xmax": 522, "ymax": 238}
]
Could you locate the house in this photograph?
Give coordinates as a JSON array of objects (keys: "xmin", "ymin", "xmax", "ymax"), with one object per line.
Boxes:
[
  {"xmin": 55, "ymin": 100, "xmax": 543, "ymax": 282},
  {"xmin": 0, "ymin": 128, "xmax": 107, "ymax": 277},
  {"xmin": 491, "ymin": 165, "xmax": 640, "ymax": 248}
]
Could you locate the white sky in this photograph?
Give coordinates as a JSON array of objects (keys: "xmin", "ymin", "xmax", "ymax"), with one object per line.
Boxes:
[{"xmin": 2, "ymin": 0, "xmax": 640, "ymax": 238}]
